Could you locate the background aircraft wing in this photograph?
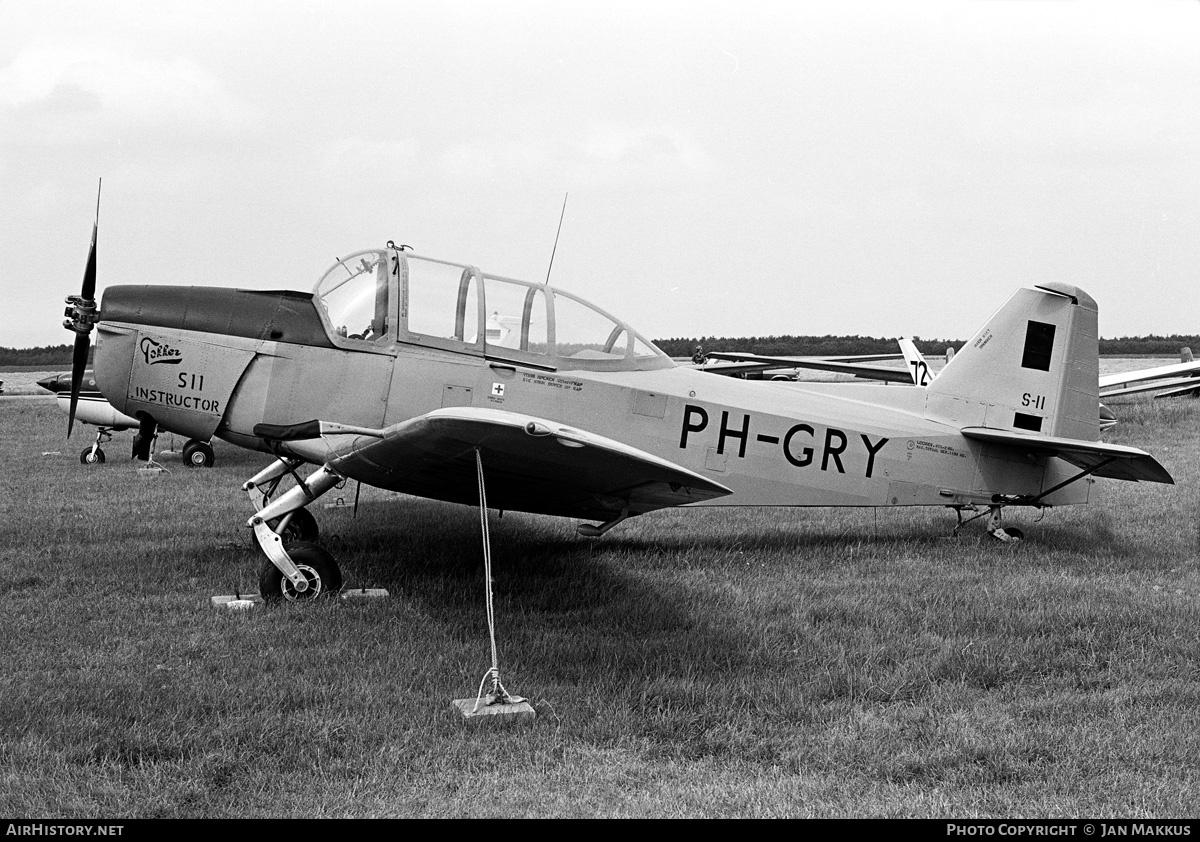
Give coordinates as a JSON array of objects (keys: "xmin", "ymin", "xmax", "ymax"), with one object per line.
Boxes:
[
  {"xmin": 701, "ymin": 351, "xmax": 911, "ymax": 382},
  {"xmin": 300, "ymin": 407, "xmax": 733, "ymax": 521},
  {"xmin": 1148, "ymin": 381, "xmax": 1200, "ymax": 399},
  {"xmin": 1099, "ymin": 359, "xmax": 1200, "ymax": 398},
  {"xmin": 959, "ymin": 427, "xmax": 1174, "ymax": 484},
  {"xmin": 1100, "ymin": 376, "xmax": 1200, "ymax": 400}
]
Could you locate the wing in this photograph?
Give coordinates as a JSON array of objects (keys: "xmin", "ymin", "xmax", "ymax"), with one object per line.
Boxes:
[
  {"xmin": 701, "ymin": 351, "xmax": 911, "ymax": 382},
  {"xmin": 1152, "ymin": 381, "xmax": 1200, "ymax": 399},
  {"xmin": 260, "ymin": 408, "xmax": 732, "ymax": 522},
  {"xmin": 1102, "ymin": 376, "xmax": 1200, "ymax": 399},
  {"xmin": 959, "ymin": 426, "xmax": 1173, "ymax": 484},
  {"xmin": 1100, "ymin": 360, "xmax": 1200, "ymax": 398}
]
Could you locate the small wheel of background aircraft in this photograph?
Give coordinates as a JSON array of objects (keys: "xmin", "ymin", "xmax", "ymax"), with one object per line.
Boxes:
[{"xmin": 59, "ymin": 192, "xmax": 1173, "ymax": 603}]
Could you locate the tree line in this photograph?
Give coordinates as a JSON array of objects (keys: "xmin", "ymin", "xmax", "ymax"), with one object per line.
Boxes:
[
  {"xmin": 0, "ymin": 344, "xmax": 92, "ymax": 368},
  {"xmin": 3, "ymin": 335, "xmax": 1198, "ymax": 369}
]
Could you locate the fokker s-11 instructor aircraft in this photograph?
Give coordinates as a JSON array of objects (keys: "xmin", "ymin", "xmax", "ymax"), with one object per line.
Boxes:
[{"xmin": 63, "ymin": 221, "xmax": 1173, "ymax": 602}]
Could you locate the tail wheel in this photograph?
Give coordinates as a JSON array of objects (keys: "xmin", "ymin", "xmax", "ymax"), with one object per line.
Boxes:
[
  {"xmin": 182, "ymin": 440, "xmax": 215, "ymax": 468},
  {"xmin": 989, "ymin": 526, "xmax": 1024, "ymax": 543},
  {"xmin": 80, "ymin": 447, "xmax": 105, "ymax": 464},
  {"xmin": 258, "ymin": 542, "xmax": 343, "ymax": 602}
]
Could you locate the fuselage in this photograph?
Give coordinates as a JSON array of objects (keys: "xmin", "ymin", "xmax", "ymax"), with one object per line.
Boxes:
[{"xmin": 90, "ymin": 245, "xmax": 1089, "ymax": 517}]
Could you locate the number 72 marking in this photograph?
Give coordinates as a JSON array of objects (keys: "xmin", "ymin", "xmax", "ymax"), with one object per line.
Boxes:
[{"xmin": 909, "ymin": 359, "xmax": 930, "ymax": 386}]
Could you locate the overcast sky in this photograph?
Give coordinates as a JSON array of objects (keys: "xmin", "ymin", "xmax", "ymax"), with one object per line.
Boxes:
[{"xmin": 3, "ymin": 0, "xmax": 1199, "ymax": 349}]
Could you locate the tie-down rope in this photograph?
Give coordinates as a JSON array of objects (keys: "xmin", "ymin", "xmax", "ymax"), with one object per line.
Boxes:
[{"xmin": 471, "ymin": 447, "xmax": 520, "ymax": 711}]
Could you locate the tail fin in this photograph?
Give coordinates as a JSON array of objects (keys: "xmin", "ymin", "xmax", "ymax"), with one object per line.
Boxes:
[
  {"xmin": 897, "ymin": 336, "xmax": 933, "ymax": 385},
  {"xmin": 925, "ymin": 282, "xmax": 1099, "ymax": 440}
]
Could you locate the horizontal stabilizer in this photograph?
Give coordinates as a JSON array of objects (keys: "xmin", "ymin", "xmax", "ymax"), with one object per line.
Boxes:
[{"xmin": 960, "ymin": 426, "xmax": 1173, "ymax": 484}]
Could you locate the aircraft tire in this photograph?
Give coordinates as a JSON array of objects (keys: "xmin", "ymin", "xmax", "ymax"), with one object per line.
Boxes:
[
  {"xmin": 182, "ymin": 440, "xmax": 215, "ymax": 468},
  {"xmin": 80, "ymin": 447, "xmax": 105, "ymax": 464},
  {"xmin": 258, "ymin": 541, "xmax": 342, "ymax": 602}
]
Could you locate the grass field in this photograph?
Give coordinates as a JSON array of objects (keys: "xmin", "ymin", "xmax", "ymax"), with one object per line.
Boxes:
[{"xmin": 1, "ymin": 396, "xmax": 1198, "ymax": 818}]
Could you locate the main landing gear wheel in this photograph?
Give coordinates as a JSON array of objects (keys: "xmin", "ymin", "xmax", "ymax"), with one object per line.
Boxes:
[
  {"xmin": 80, "ymin": 447, "xmax": 105, "ymax": 464},
  {"xmin": 182, "ymin": 440, "xmax": 215, "ymax": 468},
  {"xmin": 258, "ymin": 541, "xmax": 343, "ymax": 602}
]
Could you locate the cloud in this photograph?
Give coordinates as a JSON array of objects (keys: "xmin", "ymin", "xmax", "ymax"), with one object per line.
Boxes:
[
  {"xmin": 322, "ymin": 137, "xmax": 419, "ymax": 180},
  {"xmin": 580, "ymin": 124, "xmax": 714, "ymax": 175},
  {"xmin": 434, "ymin": 124, "xmax": 716, "ymax": 189},
  {"xmin": 0, "ymin": 45, "xmax": 257, "ymax": 141},
  {"xmin": 439, "ymin": 137, "xmax": 556, "ymax": 183}
]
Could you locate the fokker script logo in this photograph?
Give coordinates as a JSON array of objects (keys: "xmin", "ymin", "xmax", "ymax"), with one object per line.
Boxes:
[{"xmin": 140, "ymin": 337, "xmax": 183, "ymax": 365}]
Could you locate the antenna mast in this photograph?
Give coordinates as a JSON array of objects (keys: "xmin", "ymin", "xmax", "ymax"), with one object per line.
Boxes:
[{"xmin": 544, "ymin": 192, "xmax": 568, "ymax": 286}]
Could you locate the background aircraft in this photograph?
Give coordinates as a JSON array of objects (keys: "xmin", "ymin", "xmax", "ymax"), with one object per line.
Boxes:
[
  {"xmin": 700, "ymin": 342, "xmax": 957, "ymax": 385},
  {"xmin": 1099, "ymin": 348, "xmax": 1200, "ymax": 401},
  {"xmin": 61, "ymin": 222, "xmax": 1172, "ymax": 604},
  {"xmin": 698, "ymin": 351, "xmax": 909, "ymax": 382},
  {"xmin": 38, "ymin": 370, "xmax": 138, "ymax": 464},
  {"xmin": 38, "ymin": 370, "xmax": 216, "ymax": 466}
]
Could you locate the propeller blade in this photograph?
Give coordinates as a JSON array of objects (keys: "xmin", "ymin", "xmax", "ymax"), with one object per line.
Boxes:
[
  {"xmin": 65, "ymin": 180, "xmax": 101, "ymax": 439},
  {"xmin": 80, "ymin": 220, "xmax": 97, "ymax": 301},
  {"xmin": 67, "ymin": 331, "xmax": 90, "ymax": 438}
]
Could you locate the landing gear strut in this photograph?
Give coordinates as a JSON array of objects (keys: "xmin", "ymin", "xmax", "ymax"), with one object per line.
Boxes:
[
  {"xmin": 244, "ymin": 459, "xmax": 343, "ymax": 602},
  {"xmin": 80, "ymin": 427, "xmax": 113, "ymax": 465},
  {"xmin": 985, "ymin": 506, "xmax": 1024, "ymax": 543},
  {"xmin": 952, "ymin": 504, "xmax": 1024, "ymax": 542}
]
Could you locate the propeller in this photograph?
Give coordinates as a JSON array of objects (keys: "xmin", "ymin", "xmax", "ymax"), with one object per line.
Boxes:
[{"xmin": 63, "ymin": 180, "xmax": 102, "ymax": 437}]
